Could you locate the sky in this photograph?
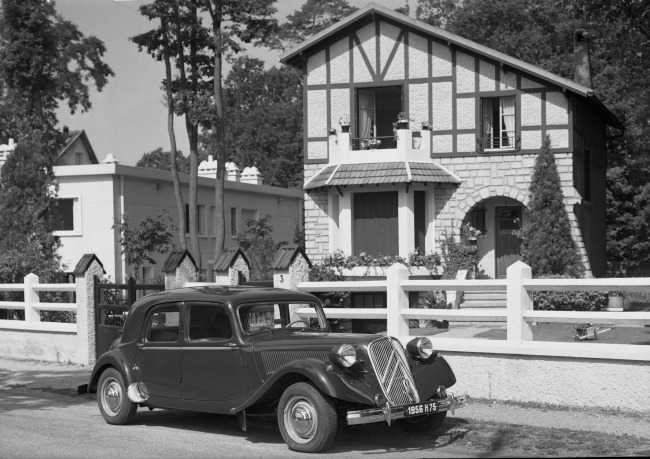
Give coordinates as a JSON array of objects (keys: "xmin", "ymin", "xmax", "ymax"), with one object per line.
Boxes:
[{"xmin": 55, "ymin": 0, "xmax": 402, "ymax": 165}]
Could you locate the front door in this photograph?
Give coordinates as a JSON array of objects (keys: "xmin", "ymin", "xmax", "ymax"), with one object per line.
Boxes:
[
  {"xmin": 137, "ymin": 303, "xmax": 183, "ymax": 403},
  {"xmin": 495, "ymin": 206, "xmax": 523, "ymax": 278},
  {"xmin": 181, "ymin": 302, "xmax": 244, "ymax": 405}
]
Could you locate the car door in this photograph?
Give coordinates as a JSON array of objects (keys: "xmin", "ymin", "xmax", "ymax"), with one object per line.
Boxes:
[
  {"xmin": 181, "ymin": 302, "xmax": 245, "ymax": 405},
  {"xmin": 136, "ymin": 302, "xmax": 183, "ymax": 404}
]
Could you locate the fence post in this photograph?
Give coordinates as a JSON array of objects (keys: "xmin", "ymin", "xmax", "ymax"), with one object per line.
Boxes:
[
  {"xmin": 386, "ymin": 263, "xmax": 410, "ymax": 338},
  {"xmin": 24, "ymin": 273, "xmax": 40, "ymax": 323},
  {"xmin": 127, "ymin": 277, "xmax": 137, "ymax": 304},
  {"xmin": 506, "ymin": 260, "xmax": 533, "ymax": 343},
  {"xmin": 74, "ymin": 254, "xmax": 105, "ymax": 365}
]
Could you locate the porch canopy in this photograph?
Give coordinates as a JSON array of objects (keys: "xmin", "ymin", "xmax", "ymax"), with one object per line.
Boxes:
[{"xmin": 304, "ymin": 161, "xmax": 460, "ymax": 190}]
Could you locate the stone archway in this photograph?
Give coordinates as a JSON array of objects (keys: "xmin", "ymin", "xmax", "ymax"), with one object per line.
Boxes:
[
  {"xmin": 458, "ymin": 193, "xmax": 527, "ymax": 278},
  {"xmin": 452, "ymin": 185, "xmax": 529, "ymax": 228}
]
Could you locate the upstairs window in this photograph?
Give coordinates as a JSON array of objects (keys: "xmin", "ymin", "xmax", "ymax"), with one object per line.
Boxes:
[
  {"xmin": 51, "ymin": 198, "xmax": 75, "ymax": 231},
  {"xmin": 481, "ymin": 96, "xmax": 515, "ymax": 151},
  {"xmin": 355, "ymin": 86, "xmax": 401, "ymax": 150}
]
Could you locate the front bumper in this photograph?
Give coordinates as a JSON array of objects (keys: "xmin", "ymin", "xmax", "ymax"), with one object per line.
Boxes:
[{"xmin": 346, "ymin": 392, "xmax": 465, "ymax": 426}]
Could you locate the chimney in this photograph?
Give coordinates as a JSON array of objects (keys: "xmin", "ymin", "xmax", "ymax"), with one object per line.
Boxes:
[
  {"xmin": 573, "ymin": 30, "xmax": 592, "ymax": 88},
  {"xmin": 198, "ymin": 155, "xmax": 218, "ymax": 178}
]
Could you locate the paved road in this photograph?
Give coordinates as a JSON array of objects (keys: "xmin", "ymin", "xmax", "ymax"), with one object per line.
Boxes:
[{"xmin": 0, "ymin": 388, "xmax": 474, "ymax": 458}]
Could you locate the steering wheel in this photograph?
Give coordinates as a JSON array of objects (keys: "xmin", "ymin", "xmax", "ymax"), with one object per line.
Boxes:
[{"xmin": 286, "ymin": 319, "xmax": 309, "ymax": 329}]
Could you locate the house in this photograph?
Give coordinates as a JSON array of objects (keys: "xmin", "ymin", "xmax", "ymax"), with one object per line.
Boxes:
[
  {"xmin": 281, "ymin": 4, "xmax": 619, "ymax": 278},
  {"xmin": 1, "ymin": 130, "xmax": 303, "ymax": 282},
  {"xmin": 52, "ymin": 156, "xmax": 303, "ymax": 282}
]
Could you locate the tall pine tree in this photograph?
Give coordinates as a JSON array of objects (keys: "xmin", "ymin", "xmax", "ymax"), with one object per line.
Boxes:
[{"xmin": 521, "ymin": 137, "xmax": 583, "ymax": 277}]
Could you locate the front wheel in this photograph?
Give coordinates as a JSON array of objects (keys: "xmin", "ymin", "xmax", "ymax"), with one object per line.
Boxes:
[
  {"xmin": 97, "ymin": 367, "xmax": 137, "ymax": 425},
  {"xmin": 277, "ymin": 382, "xmax": 338, "ymax": 453}
]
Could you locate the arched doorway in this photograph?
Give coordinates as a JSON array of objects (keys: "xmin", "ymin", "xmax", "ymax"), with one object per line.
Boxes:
[{"xmin": 462, "ymin": 197, "xmax": 525, "ymax": 278}]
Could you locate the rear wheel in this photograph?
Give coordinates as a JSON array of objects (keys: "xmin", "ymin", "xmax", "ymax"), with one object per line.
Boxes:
[
  {"xmin": 97, "ymin": 367, "xmax": 137, "ymax": 425},
  {"xmin": 398, "ymin": 411, "xmax": 447, "ymax": 433},
  {"xmin": 277, "ymin": 382, "xmax": 338, "ymax": 452}
]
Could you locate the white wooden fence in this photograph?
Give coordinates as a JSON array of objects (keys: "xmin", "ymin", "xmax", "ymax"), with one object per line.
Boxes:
[
  {"xmin": 296, "ymin": 261, "xmax": 650, "ymax": 362},
  {"xmin": 0, "ymin": 273, "xmax": 77, "ymax": 333}
]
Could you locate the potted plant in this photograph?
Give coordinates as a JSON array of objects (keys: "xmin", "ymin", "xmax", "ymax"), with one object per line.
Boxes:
[
  {"xmin": 396, "ymin": 111, "xmax": 409, "ymax": 130},
  {"xmin": 606, "ymin": 291, "xmax": 625, "ymax": 311}
]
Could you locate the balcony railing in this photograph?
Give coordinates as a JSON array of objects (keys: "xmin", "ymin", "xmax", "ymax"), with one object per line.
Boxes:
[{"xmin": 351, "ymin": 136, "xmax": 396, "ymax": 150}]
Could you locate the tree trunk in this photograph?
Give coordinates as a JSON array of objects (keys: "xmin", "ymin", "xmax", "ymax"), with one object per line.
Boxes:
[
  {"xmin": 187, "ymin": 120, "xmax": 200, "ymax": 263},
  {"xmin": 161, "ymin": 17, "xmax": 186, "ymax": 250},
  {"xmin": 211, "ymin": 8, "xmax": 226, "ymax": 261}
]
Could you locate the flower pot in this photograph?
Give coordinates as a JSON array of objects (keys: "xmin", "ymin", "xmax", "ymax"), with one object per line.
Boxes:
[{"xmin": 606, "ymin": 293, "xmax": 624, "ymax": 312}]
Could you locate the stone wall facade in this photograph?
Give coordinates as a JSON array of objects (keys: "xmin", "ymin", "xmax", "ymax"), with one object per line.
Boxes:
[{"xmin": 304, "ymin": 163, "xmax": 330, "ymax": 262}]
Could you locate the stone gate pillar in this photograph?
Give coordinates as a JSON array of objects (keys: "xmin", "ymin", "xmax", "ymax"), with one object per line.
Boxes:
[
  {"xmin": 162, "ymin": 250, "xmax": 198, "ymax": 289},
  {"xmin": 74, "ymin": 254, "xmax": 105, "ymax": 365},
  {"xmin": 272, "ymin": 246, "xmax": 312, "ymax": 289}
]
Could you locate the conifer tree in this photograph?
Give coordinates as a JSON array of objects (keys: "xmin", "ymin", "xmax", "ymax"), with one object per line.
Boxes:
[{"xmin": 521, "ymin": 137, "xmax": 583, "ymax": 277}]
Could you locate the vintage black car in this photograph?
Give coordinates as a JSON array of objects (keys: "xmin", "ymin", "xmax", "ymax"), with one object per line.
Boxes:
[{"xmin": 88, "ymin": 286, "xmax": 464, "ymax": 453}]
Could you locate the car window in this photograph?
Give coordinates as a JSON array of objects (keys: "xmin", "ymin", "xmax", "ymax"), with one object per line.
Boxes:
[
  {"xmin": 238, "ymin": 302, "xmax": 326, "ymax": 334},
  {"xmin": 188, "ymin": 303, "xmax": 232, "ymax": 341},
  {"xmin": 147, "ymin": 305, "xmax": 180, "ymax": 343}
]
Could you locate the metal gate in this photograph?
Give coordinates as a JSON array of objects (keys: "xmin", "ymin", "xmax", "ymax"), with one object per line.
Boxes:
[{"xmin": 94, "ymin": 277, "xmax": 164, "ymax": 358}]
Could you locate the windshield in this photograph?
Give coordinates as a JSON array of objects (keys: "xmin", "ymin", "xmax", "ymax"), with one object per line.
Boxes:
[{"xmin": 238, "ymin": 301, "xmax": 328, "ymax": 334}]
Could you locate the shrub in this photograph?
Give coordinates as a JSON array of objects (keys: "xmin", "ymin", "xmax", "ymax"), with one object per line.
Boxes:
[
  {"xmin": 439, "ymin": 233, "xmax": 482, "ymax": 279},
  {"xmin": 521, "ymin": 136, "xmax": 583, "ymax": 277},
  {"xmin": 533, "ymin": 291, "xmax": 608, "ymax": 311}
]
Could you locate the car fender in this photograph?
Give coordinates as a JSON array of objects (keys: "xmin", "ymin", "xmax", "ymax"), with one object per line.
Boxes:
[
  {"xmin": 233, "ymin": 358, "xmax": 376, "ymax": 413},
  {"xmin": 410, "ymin": 354, "xmax": 457, "ymax": 400},
  {"xmin": 88, "ymin": 349, "xmax": 141, "ymax": 393}
]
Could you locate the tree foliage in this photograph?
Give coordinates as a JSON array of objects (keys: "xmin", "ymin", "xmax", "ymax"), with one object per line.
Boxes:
[
  {"xmin": 0, "ymin": 0, "xmax": 112, "ymax": 281},
  {"xmin": 199, "ymin": 57, "xmax": 303, "ymax": 187},
  {"xmin": 237, "ymin": 215, "xmax": 283, "ymax": 281},
  {"xmin": 116, "ymin": 214, "xmax": 175, "ymax": 278},
  {"xmin": 136, "ymin": 147, "xmax": 191, "ymax": 174},
  {"xmin": 0, "ymin": 133, "xmax": 60, "ymax": 282},
  {"xmin": 521, "ymin": 138, "xmax": 583, "ymax": 277},
  {"xmin": 0, "ymin": 0, "xmax": 113, "ymax": 136},
  {"xmin": 277, "ymin": 0, "xmax": 357, "ymax": 47}
]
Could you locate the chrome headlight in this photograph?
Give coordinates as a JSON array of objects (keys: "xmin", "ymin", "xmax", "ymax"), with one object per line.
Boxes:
[
  {"xmin": 330, "ymin": 343, "xmax": 358, "ymax": 368},
  {"xmin": 406, "ymin": 337, "xmax": 435, "ymax": 360}
]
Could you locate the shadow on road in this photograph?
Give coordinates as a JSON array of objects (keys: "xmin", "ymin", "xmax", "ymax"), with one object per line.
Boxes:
[
  {"xmin": 0, "ymin": 388, "xmax": 94, "ymax": 413},
  {"xmin": 130, "ymin": 409, "xmax": 472, "ymax": 454}
]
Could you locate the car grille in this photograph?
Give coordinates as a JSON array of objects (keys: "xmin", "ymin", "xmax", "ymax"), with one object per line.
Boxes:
[
  {"xmin": 367, "ymin": 337, "xmax": 420, "ymax": 406},
  {"xmin": 260, "ymin": 351, "xmax": 329, "ymax": 375}
]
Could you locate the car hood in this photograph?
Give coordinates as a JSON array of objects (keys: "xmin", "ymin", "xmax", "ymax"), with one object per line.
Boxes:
[{"xmin": 247, "ymin": 331, "xmax": 381, "ymax": 351}]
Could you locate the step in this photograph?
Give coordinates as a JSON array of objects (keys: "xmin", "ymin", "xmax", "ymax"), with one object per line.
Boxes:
[{"xmin": 460, "ymin": 299, "xmax": 507, "ymax": 308}]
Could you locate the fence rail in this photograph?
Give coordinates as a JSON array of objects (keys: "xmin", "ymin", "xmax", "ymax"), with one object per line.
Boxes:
[
  {"xmin": 296, "ymin": 261, "xmax": 650, "ymax": 362},
  {"xmin": 0, "ymin": 273, "xmax": 77, "ymax": 333}
]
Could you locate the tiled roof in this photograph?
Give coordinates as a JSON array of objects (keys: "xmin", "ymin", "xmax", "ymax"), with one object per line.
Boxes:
[
  {"xmin": 73, "ymin": 254, "xmax": 105, "ymax": 275},
  {"xmin": 304, "ymin": 161, "xmax": 460, "ymax": 190},
  {"xmin": 213, "ymin": 248, "xmax": 249, "ymax": 272},
  {"xmin": 271, "ymin": 246, "xmax": 312, "ymax": 270},
  {"xmin": 162, "ymin": 250, "xmax": 197, "ymax": 274}
]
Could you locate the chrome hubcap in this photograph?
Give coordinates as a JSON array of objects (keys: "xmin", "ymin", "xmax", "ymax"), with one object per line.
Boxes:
[
  {"xmin": 283, "ymin": 396, "xmax": 318, "ymax": 444},
  {"xmin": 101, "ymin": 377, "xmax": 123, "ymax": 416}
]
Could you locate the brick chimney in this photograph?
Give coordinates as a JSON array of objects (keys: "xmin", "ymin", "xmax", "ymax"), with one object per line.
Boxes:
[{"xmin": 573, "ymin": 29, "xmax": 593, "ymax": 88}]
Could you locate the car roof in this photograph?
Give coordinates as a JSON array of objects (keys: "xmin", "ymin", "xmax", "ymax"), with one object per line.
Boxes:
[{"xmin": 134, "ymin": 285, "xmax": 319, "ymax": 310}]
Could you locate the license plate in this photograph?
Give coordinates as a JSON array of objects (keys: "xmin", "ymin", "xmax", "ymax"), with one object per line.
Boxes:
[{"xmin": 405, "ymin": 401, "xmax": 440, "ymax": 417}]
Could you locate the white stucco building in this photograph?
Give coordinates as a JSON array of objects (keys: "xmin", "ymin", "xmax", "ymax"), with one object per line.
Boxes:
[{"xmin": 2, "ymin": 130, "xmax": 303, "ymax": 282}]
